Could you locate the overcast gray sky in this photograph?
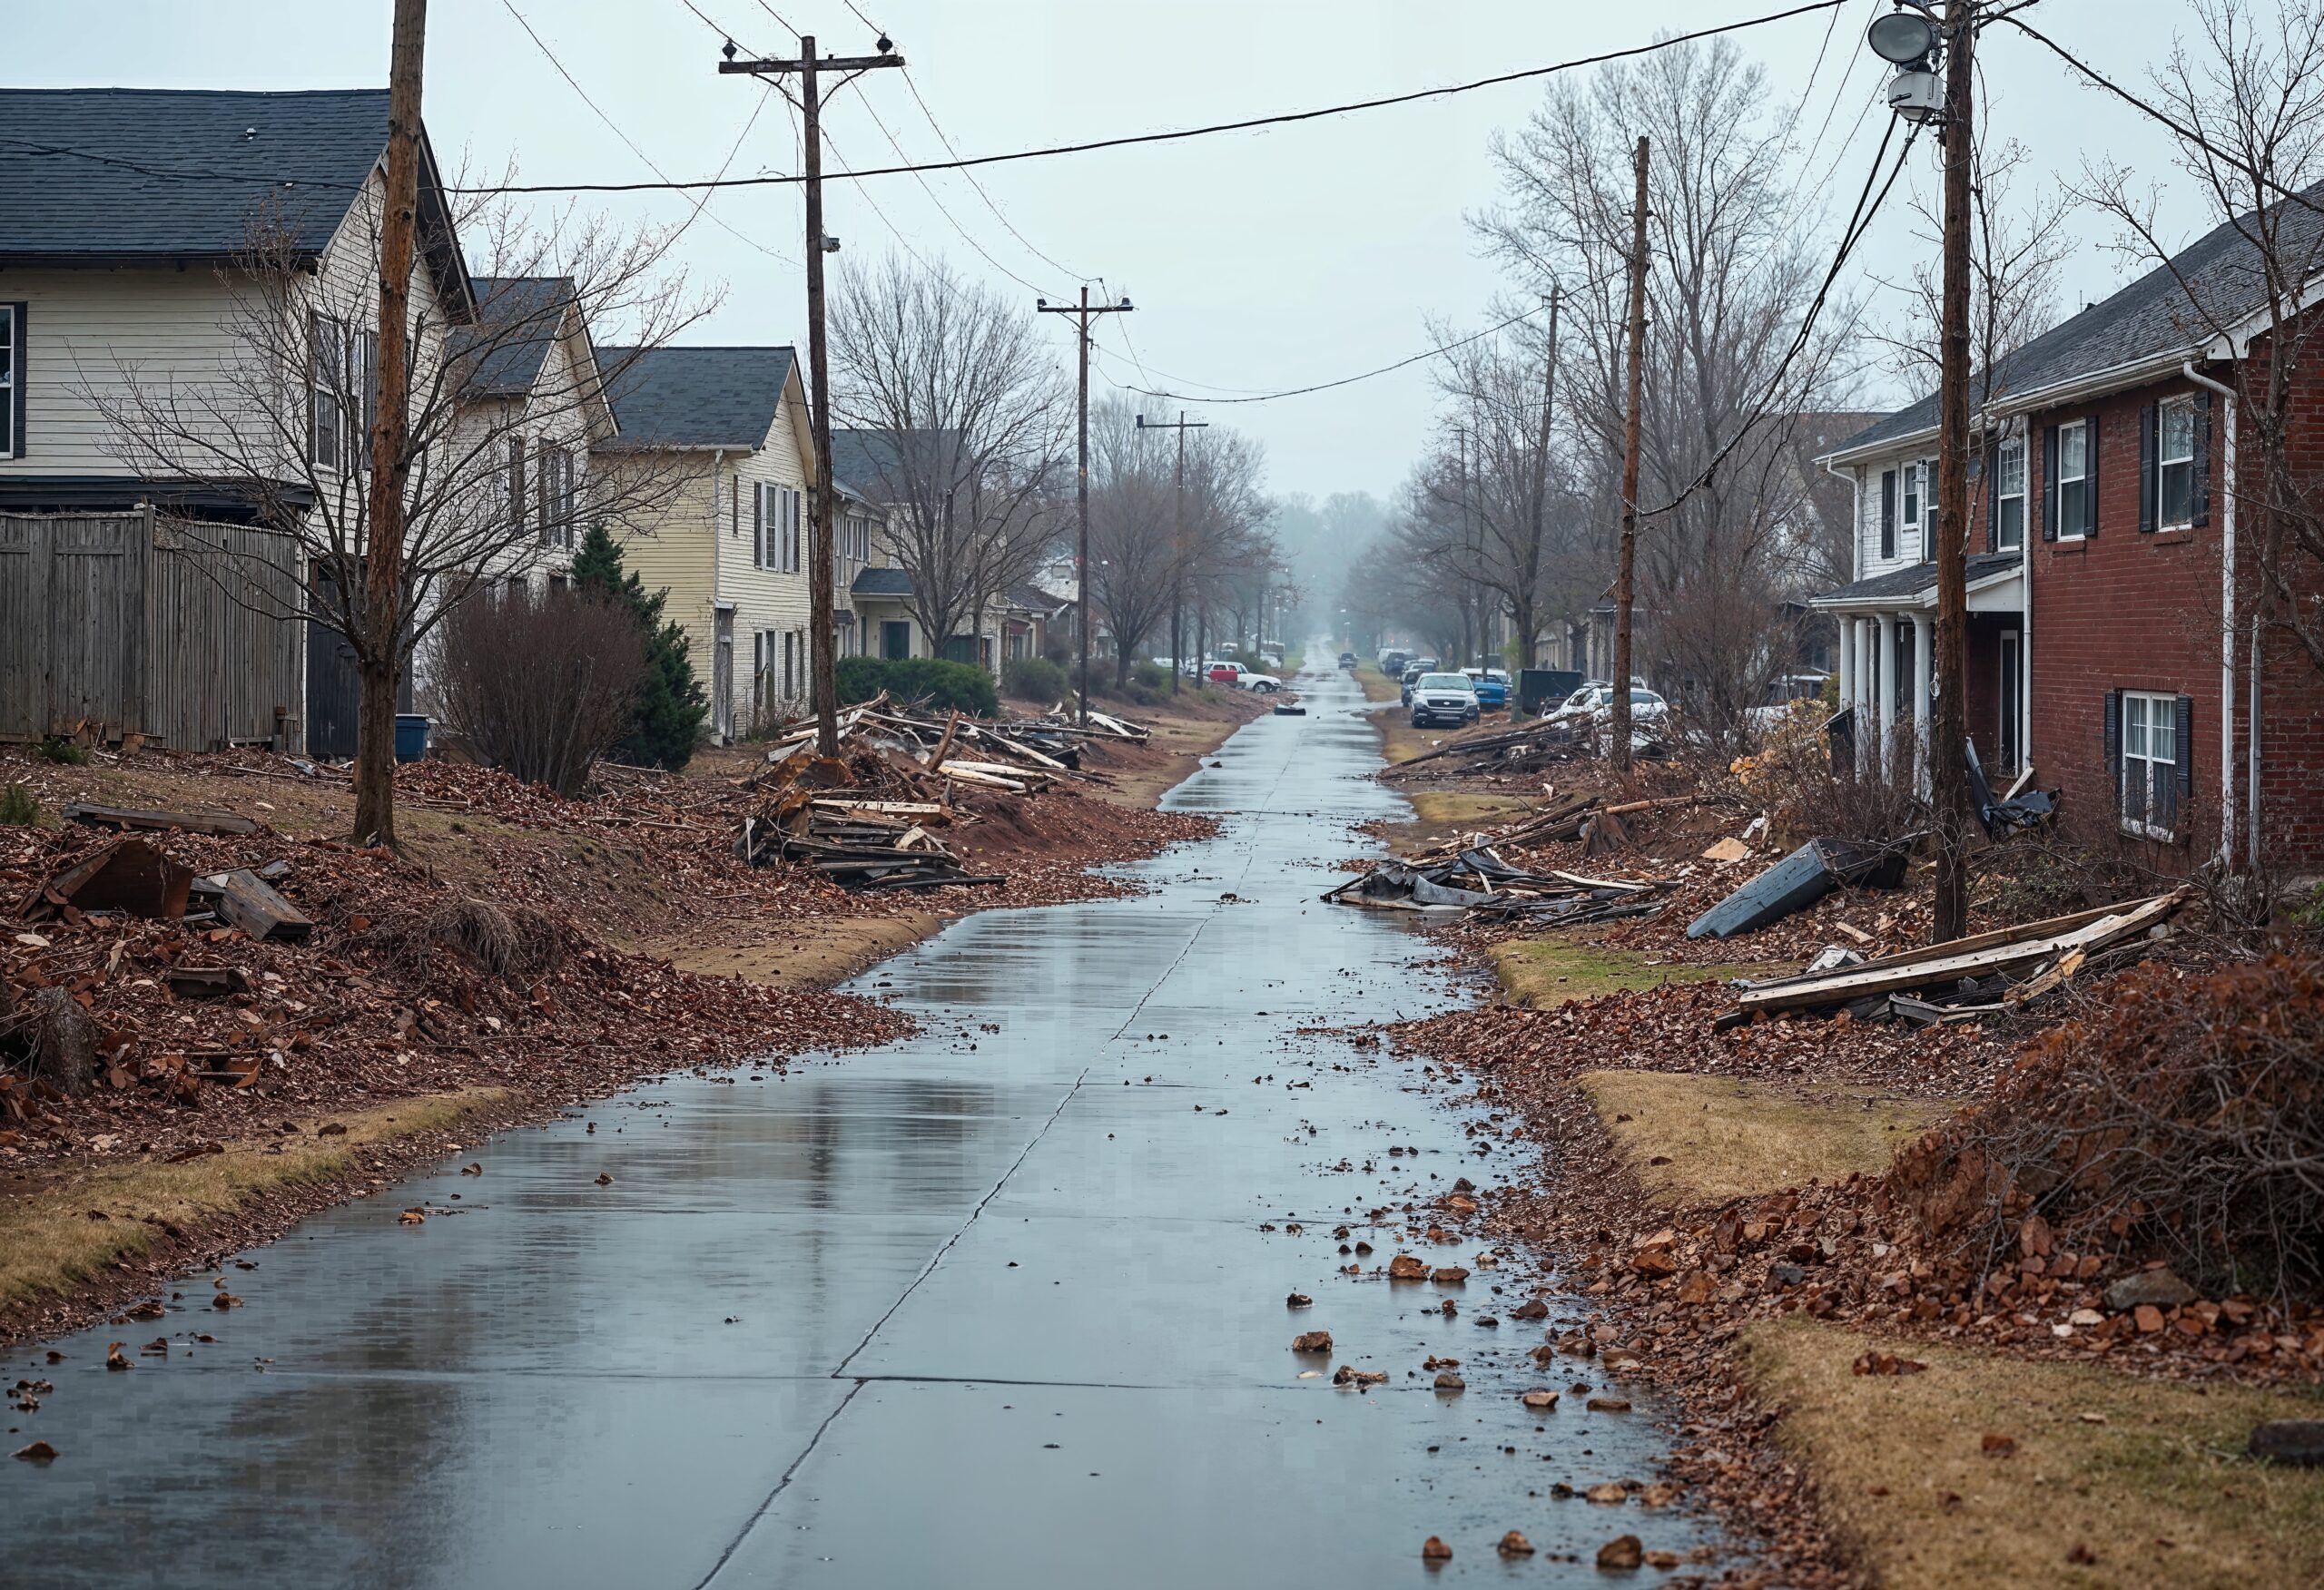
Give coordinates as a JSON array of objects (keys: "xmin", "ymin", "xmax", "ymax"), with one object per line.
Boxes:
[{"xmin": 18, "ymin": 1, "xmax": 2201, "ymax": 503}]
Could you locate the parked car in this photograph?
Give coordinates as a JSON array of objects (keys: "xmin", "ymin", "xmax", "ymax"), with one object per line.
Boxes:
[
  {"xmin": 1397, "ymin": 658, "xmax": 1441, "ymax": 707},
  {"xmin": 1337, "ymin": 651, "xmax": 1358, "ymax": 670},
  {"xmin": 1240, "ymin": 672, "xmax": 1285, "ymax": 693},
  {"xmin": 1408, "ymin": 671, "xmax": 1481, "ymax": 728},
  {"xmin": 1206, "ymin": 660, "xmax": 1246, "ymax": 685},
  {"xmin": 1463, "ymin": 667, "xmax": 1511, "ymax": 711},
  {"xmin": 1380, "ymin": 649, "xmax": 1409, "ymax": 679}
]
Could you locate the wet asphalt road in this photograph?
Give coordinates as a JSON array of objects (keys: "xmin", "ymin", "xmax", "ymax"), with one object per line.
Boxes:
[{"xmin": 5, "ymin": 664, "xmax": 1709, "ymax": 1587}]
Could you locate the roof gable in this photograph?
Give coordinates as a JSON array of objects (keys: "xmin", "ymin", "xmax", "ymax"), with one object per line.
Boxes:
[{"xmin": 597, "ymin": 345, "xmax": 799, "ymax": 451}]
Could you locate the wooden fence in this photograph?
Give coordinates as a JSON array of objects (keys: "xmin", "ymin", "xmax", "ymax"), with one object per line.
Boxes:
[{"xmin": 0, "ymin": 509, "xmax": 304, "ymax": 751}]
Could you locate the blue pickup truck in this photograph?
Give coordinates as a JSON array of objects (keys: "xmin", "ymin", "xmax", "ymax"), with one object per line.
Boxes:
[{"xmin": 1464, "ymin": 668, "xmax": 1512, "ymax": 711}]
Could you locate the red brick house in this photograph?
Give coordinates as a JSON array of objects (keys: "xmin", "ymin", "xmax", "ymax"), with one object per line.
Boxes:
[{"xmin": 1816, "ymin": 201, "xmax": 2324, "ymax": 876}]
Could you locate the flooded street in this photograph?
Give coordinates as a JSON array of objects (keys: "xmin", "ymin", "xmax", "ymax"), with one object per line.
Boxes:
[{"xmin": 7, "ymin": 665, "xmax": 1709, "ymax": 1587}]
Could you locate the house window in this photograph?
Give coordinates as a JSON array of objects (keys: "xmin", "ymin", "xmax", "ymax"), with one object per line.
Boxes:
[
  {"xmin": 506, "ymin": 436, "xmax": 527, "ymax": 535},
  {"xmin": 783, "ymin": 630, "xmax": 797, "ymax": 698},
  {"xmin": 2121, "ymin": 691, "xmax": 2179, "ymax": 839},
  {"xmin": 2056, "ymin": 420, "xmax": 2089, "ymax": 540},
  {"xmin": 2158, "ymin": 397, "xmax": 2195, "ymax": 526},
  {"xmin": 536, "ymin": 445, "xmax": 576, "ymax": 549},
  {"xmin": 1995, "ymin": 437, "xmax": 2025, "ymax": 550},
  {"xmin": 0, "ymin": 302, "xmax": 21, "ymax": 457},
  {"xmin": 309, "ymin": 313, "xmax": 348, "ymax": 470},
  {"xmin": 1878, "ymin": 468, "xmax": 1897, "ymax": 561}
]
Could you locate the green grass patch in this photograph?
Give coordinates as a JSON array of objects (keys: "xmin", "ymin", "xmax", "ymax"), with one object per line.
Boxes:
[{"xmin": 1490, "ymin": 935, "xmax": 1777, "ymax": 1008}]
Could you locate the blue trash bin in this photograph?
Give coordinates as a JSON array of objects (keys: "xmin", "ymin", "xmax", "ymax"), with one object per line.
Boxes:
[{"xmin": 393, "ymin": 713, "xmax": 432, "ymax": 762}]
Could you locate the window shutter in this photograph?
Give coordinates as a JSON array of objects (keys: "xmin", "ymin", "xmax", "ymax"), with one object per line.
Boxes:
[
  {"xmin": 1984, "ymin": 440, "xmax": 1999, "ymax": 553},
  {"xmin": 2174, "ymin": 693, "xmax": 2194, "ymax": 800},
  {"xmin": 307, "ymin": 311, "xmax": 326, "ymax": 466},
  {"xmin": 507, "ymin": 436, "xmax": 526, "ymax": 535},
  {"xmin": 2191, "ymin": 391, "xmax": 2211, "ymax": 528},
  {"xmin": 536, "ymin": 450, "xmax": 551, "ymax": 545},
  {"xmin": 357, "ymin": 330, "xmax": 377, "ymax": 474},
  {"xmin": 4, "ymin": 301, "xmax": 25, "ymax": 458},
  {"xmin": 752, "ymin": 484, "xmax": 764, "ymax": 568},
  {"xmin": 2138, "ymin": 402, "xmax": 2158, "ymax": 532},
  {"xmin": 1879, "ymin": 469, "xmax": 1896, "ymax": 560},
  {"xmin": 2083, "ymin": 419, "xmax": 2099, "ymax": 537},
  {"xmin": 2040, "ymin": 424, "xmax": 2058, "ymax": 541},
  {"xmin": 2103, "ymin": 689, "xmax": 2122, "ymax": 800}
]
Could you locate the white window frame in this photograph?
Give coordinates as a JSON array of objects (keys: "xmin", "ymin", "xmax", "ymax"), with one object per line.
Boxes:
[
  {"xmin": 2157, "ymin": 396, "xmax": 2195, "ymax": 528},
  {"xmin": 1901, "ymin": 462, "xmax": 1920, "ymax": 552},
  {"xmin": 2055, "ymin": 419, "xmax": 2089, "ymax": 543},
  {"xmin": 1995, "ymin": 437, "xmax": 2026, "ymax": 551},
  {"xmin": 0, "ymin": 302, "xmax": 20, "ymax": 457},
  {"xmin": 309, "ymin": 313, "xmax": 349, "ymax": 471},
  {"xmin": 2121, "ymin": 690, "xmax": 2178, "ymax": 841}
]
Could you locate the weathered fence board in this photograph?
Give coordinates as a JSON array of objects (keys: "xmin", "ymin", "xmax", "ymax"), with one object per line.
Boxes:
[{"xmin": 0, "ymin": 509, "xmax": 304, "ymax": 751}]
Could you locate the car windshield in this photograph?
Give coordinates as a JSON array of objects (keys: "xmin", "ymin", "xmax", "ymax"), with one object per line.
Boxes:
[
  {"xmin": 1418, "ymin": 673, "xmax": 1471, "ymax": 690},
  {"xmin": 1632, "ymin": 690, "xmax": 1659, "ymax": 705}
]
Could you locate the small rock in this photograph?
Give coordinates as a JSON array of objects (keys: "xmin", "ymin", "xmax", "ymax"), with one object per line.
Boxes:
[
  {"xmin": 594, "ymin": 1172, "xmax": 614, "ymax": 1186},
  {"xmin": 104, "ymin": 1342, "xmax": 132, "ymax": 1370},
  {"xmin": 1433, "ymin": 1371, "xmax": 1465, "ymax": 1392},
  {"xmin": 1630, "ymin": 1248, "xmax": 1677, "ymax": 1280},
  {"xmin": 2249, "ymin": 1419, "xmax": 2324, "ymax": 1467},
  {"xmin": 1587, "ymin": 1396, "xmax": 1631, "ymax": 1413},
  {"xmin": 1422, "ymin": 1536, "xmax": 1452, "ymax": 1561},
  {"xmin": 2104, "ymin": 1268, "xmax": 2195, "ymax": 1311},
  {"xmin": 1643, "ymin": 1549, "xmax": 1680, "ymax": 1569},
  {"xmin": 1334, "ymin": 1365, "xmax": 1388, "ymax": 1387},
  {"xmin": 12, "ymin": 1440, "xmax": 57, "ymax": 1463},
  {"xmin": 1521, "ymin": 1389, "xmax": 1561, "ymax": 1410},
  {"xmin": 2132, "ymin": 1304, "xmax": 2166, "ymax": 1334},
  {"xmin": 1511, "ymin": 1297, "xmax": 1549, "ymax": 1321},
  {"xmin": 1768, "ymin": 1262, "xmax": 1807, "ymax": 1290},
  {"xmin": 1981, "ymin": 1433, "xmax": 2017, "ymax": 1458},
  {"xmin": 1596, "ymin": 1534, "xmax": 1644, "ymax": 1570},
  {"xmin": 1640, "ymin": 1482, "xmax": 1680, "ymax": 1507},
  {"xmin": 1389, "ymin": 1253, "xmax": 1429, "ymax": 1281},
  {"xmin": 1432, "ymin": 1266, "xmax": 1470, "ymax": 1284},
  {"xmin": 1584, "ymin": 1482, "xmax": 1629, "ymax": 1505},
  {"xmin": 1285, "ymin": 1292, "xmax": 1313, "ymax": 1309},
  {"xmin": 1497, "ymin": 1531, "xmax": 1534, "ymax": 1556},
  {"xmin": 1293, "ymin": 1330, "xmax": 1333, "ymax": 1354}
]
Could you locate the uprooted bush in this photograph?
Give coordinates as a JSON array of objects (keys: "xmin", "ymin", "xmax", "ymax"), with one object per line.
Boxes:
[
  {"xmin": 1889, "ymin": 953, "xmax": 2324, "ymax": 1301},
  {"xmin": 431, "ymin": 584, "xmax": 647, "ymax": 798},
  {"xmin": 368, "ymin": 897, "xmax": 571, "ymax": 987},
  {"xmin": 1731, "ymin": 706, "xmax": 1924, "ymax": 851}
]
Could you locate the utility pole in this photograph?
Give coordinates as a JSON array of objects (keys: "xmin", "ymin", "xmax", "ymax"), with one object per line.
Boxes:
[
  {"xmin": 1610, "ymin": 134, "xmax": 1649, "ymax": 776},
  {"xmin": 720, "ymin": 33, "xmax": 904, "ymax": 757},
  {"xmin": 353, "ymin": 0, "xmax": 426, "ymax": 849},
  {"xmin": 1039, "ymin": 286, "xmax": 1134, "ymax": 723},
  {"xmin": 1929, "ymin": 2, "xmax": 1976, "ymax": 941},
  {"xmin": 1521, "ymin": 285, "xmax": 1561, "ymax": 672},
  {"xmin": 1137, "ymin": 409, "xmax": 1206, "ymax": 696}
]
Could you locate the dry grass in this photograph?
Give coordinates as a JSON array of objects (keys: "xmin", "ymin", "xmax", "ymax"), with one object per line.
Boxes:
[
  {"xmin": 651, "ymin": 912, "xmax": 940, "ymax": 990},
  {"xmin": 1352, "ymin": 661, "xmax": 1403, "ymax": 704},
  {"xmin": 0, "ymin": 1088, "xmax": 507, "ymax": 1307},
  {"xmin": 1745, "ymin": 1316, "xmax": 2324, "ymax": 1588},
  {"xmin": 1579, "ymin": 1069, "xmax": 1955, "ymax": 1207},
  {"xmin": 1492, "ymin": 936, "xmax": 1776, "ymax": 1009}
]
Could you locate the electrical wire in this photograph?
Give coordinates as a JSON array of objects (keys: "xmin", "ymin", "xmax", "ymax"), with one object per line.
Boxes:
[
  {"xmin": 1104, "ymin": 304, "xmax": 1556, "ymax": 407},
  {"xmin": 902, "ymin": 66, "xmax": 1088, "ymax": 286}
]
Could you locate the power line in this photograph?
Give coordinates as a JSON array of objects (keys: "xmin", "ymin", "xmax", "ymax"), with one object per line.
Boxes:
[
  {"xmin": 902, "ymin": 66, "xmax": 1088, "ymax": 285},
  {"xmin": 1107, "ymin": 304, "xmax": 1555, "ymax": 407}
]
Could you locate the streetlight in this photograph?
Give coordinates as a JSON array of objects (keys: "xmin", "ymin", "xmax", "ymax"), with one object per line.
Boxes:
[{"xmin": 1868, "ymin": 4, "xmax": 1945, "ymax": 123}]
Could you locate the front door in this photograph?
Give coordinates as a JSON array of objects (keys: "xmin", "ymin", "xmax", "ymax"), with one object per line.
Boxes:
[
  {"xmin": 712, "ymin": 609, "xmax": 734, "ymax": 741},
  {"xmin": 1998, "ymin": 630, "xmax": 2022, "ymax": 773},
  {"xmin": 882, "ymin": 620, "xmax": 911, "ymax": 660}
]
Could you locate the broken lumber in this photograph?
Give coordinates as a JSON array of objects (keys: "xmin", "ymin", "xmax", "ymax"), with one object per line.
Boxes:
[
  {"xmin": 62, "ymin": 802, "xmax": 256, "ymax": 838},
  {"xmin": 213, "ymin": 869, "xmax": 315, "ymax": 944},
  {"xmin": 23, "ymin": 839, "xmax": 193, "ymax": 921}
]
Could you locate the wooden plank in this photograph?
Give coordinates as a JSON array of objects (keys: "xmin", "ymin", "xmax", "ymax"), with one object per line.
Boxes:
[
  {"xmin": 215, "ymin": 869, "xmax": 314, "ymax": 943},
  {"xmin": 1741, "ymin": 899, "xmax": 2128, "ymax": 992},
  {"xmin": 63, "ymin": 801, "xmax": 258, "ymax": 837}
]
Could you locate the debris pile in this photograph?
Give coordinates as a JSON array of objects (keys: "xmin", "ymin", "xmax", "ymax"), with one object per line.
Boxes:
[{"xmin": 1324, "ymin": 849, "xmax": 1669, "ymax": 928}]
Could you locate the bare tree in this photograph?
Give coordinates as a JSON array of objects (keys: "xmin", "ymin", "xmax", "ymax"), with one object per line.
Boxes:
[
  {"xmin": 1478, "ymin": 35, "xmax": 1863, "ymax": 741},
  {"xmin": 830, "ymin": 252, "xmax": 1071, "ymax": 664},
  {"xmin": 89, "ymin": 182, "xmax": 707, "ymax": 843},
  {"xmin": 2080, "ymin": 0, "xmax": 2324, "ymax": 687}
]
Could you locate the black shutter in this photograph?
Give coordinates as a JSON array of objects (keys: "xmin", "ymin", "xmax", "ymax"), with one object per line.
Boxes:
[
  {"xmin": 1984, "ymin": 440, "xmax": 1999, "ymax": 552},
  {"xmin": 2083, "ymin": 418, "xmax": 2099, "ymax": 537},
  {"xmin": 752, "ymin": 484, "xmax": 764, "ymax": 568},
  {"xmin": 2138, "ymin": 402, "xmax": 2158, "ymax": 532},
  {"xmin": 5, "ymin": 301, "xmax": 25, "ymax": 458},
  {"xmin": 507, "ymin": 436, "xmax": 526, "ymax": 535},
  {"xmin": 2103, "ymin": 689, "xmax": 2122, "ymax": 811},
  {"xmin": 2041, "ymin": 424, "xmax": 2059, "ymax": 542},
  {"xmin": 1880, "ymin": 468, "xmax": 1896, "ymax": 560},
  {"xmin": 2191, "ymin": 391, "xmax": 2212, "ymax": 528},
  {"xmin": 2174, "ymin": 693, "xmax": 2194, "ymax": 800}
]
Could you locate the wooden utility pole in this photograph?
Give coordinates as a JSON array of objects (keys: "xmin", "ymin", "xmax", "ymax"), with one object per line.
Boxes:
[
  {"xmin": 720, "ymin": 34, "xmax": 904, "ymax": 757},
  {"xmin": 1929, "ymin": 4, "xmax": 1976, "ymax": 942},
  {"xmin": 1521, "ymin": 285, "xmax": 1561, "ymax": 671},
  {"xmin": 353, "ymin": 0, "xmax": 427, "ymax": 849},
  {"xmin": 1137, "ymin": 410, "xmax": 1207, "ymax": 696},
  {"xmin": 1039, "ymin": 287, "xmax": 1134, "ymax": 723},
  {"xmin": 1610, "ymin": 134, "xmax": 1650, "ymax": 776}
]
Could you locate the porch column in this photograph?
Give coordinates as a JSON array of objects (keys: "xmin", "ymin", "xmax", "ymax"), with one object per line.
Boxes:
[
  {"xmin": 1911, "ymin": 611, "xmax": 1934, "ymax": 796},
  {"xmin": 1876, "ymin": 613, "xmax": 1898, "ymax": 761},
  {"xmin": 1837, "ymin": 617, "xmax": 1857, "ymax": 715}
]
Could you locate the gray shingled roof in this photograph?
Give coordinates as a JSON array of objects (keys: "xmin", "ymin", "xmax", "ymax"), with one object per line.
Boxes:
[
  {"xmin": 596, "ymin": 346, "xmax": 795, "ymax": 449},
  {"xmin": 1814, "ymin": 551, "xmax": 2021, "ymax": 606},
  {"xmin": 1834, "ymin": 186, "xmax": 2324, "ymax": 458},
  {"xmin": 461, "ymin": 276, "xmax": 576, "ymax": 397},
  {"xmin": 830, "ymin": 427, "xmax": 966, "ymax": 502},
  {"xmin": 851, "ymin": 565, "xmax": 912, "ymax": 598},
  {"xmin": 0, "ymin": 86, "xmax": 472, "ymax": 310}
]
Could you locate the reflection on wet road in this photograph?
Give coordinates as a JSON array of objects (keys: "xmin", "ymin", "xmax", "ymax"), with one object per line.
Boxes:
[{"xmin": 5, "ymin": 666, "xmax": 1709, "ymax": 1587}]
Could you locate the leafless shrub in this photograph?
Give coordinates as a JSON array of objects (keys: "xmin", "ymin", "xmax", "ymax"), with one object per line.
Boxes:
[
  {"xmin": 1891, "ymin": 954, "xmax": 2324, "ymax": 1302},
  {"xmin": 431, "ymin": 584, "xmax": 645, "ymax": 798},
  {"xmin": 1733, "ymin": 708, "xmax": 1924, "ymax": 850},
  {"xmin": 369, "ymin": 897, "xmax": 567, "ymax": 985}
]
